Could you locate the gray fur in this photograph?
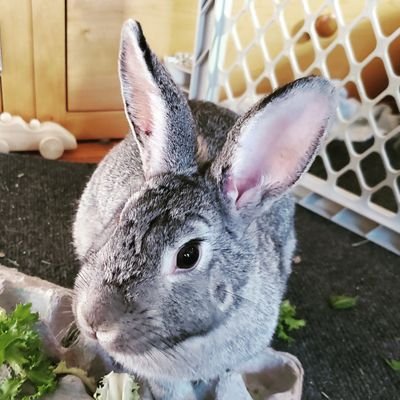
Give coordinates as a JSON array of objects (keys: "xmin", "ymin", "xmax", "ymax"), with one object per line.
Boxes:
[{"xmin": 73, "ymin": 19, "xmax": 336, "ymax": 399}]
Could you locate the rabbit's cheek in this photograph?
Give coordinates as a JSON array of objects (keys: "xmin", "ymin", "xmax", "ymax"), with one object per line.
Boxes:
[{"xmin": 210, "ymin": 281, "xmax": 234, "ymax": 312}]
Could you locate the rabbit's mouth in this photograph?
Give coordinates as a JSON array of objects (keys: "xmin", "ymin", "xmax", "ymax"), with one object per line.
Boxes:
[
  {"xmin": 87, "ymin": 319, "xmax": 197, "ymax": 360},
  {"xmin": 89, "ymin": 324, "xmax": 216, "ymax": 379},
  {"xmin": 94, "ymin": 329, "xmax": 163, "ymax": 357},
  {"xmin": 105, "ymin": 338, "xmax": 203, "ymax": 380}
]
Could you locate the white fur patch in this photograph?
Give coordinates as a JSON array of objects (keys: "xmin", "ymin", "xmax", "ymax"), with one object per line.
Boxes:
[{"xmin": 196, "ymin": 135, "xmax": 209, "ymax": 164}]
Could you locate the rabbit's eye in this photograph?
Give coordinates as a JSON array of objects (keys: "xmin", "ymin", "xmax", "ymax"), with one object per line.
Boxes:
[{"xmin": 176, "ymin": 241, "xmax": 201, "ymax": 270}]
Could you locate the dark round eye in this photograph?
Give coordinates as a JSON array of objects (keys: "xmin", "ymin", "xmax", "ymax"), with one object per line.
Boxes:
[{"xmin": 176, "ymin": 242, "xmax": 200, "ymax": 270}]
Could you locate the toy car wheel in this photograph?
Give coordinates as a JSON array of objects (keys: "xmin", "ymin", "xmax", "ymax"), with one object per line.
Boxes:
[
  {"xmin": 39, "ymin": 137, "xmax": 64, "ymax": 160},
  {"xmin": 0, "ymin": 139, "xmax": 10, "ymax": 154}
]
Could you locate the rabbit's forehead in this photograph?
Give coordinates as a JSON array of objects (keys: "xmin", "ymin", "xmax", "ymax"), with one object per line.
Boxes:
[
  {"xmin": 116, "ymin": 179, "xmax": 220, "ymax": 252},
  {"xmin": 124, "ymin": 177, "xmax": 218, "ymax": 227},
  {"xmin": 122, "ymin": 201, "xmax": 214, "ymax": 250}
]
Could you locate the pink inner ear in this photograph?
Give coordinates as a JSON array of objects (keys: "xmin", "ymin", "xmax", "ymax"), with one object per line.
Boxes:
[
  {"xmin": 123, "ymin": 46, "xmax": 158, "ymax": 134},
  {"xmin": 120, "ymin": 25, "xmax": 168, "ymax": 177},
  {"xmin": 228, "ymin": 90, "xmax": 332, "ymax": 207}
]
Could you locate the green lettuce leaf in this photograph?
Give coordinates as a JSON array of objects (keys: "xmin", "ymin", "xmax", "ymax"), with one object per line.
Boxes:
[
  {"xmin": 329, "ymin": 295, "xmax": 358, "ymax": 310},
  {"xmin": 0, "ymin": 303, "xmax": 57, "ymax": 400},
  {"xmin": 54, "ymin": 360, "xmax": 96, "ymax": 393},
  {"xmin": 385, "ymin": 359, "xmax": 400, "ymax": 372},
  {"xmin": 276, "ymin": 300, "xmax": 306, "ymax": 343}
]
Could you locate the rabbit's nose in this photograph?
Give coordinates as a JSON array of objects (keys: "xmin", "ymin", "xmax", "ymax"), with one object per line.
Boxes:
[{"xmin": 76, "ymin": 291, "xmax": 124, "ymax": 340}]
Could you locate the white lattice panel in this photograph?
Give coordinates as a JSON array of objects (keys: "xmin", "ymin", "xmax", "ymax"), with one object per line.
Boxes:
[{"xmin": 190, "ymin": 0, "xmax": 400, "ymax": 255}]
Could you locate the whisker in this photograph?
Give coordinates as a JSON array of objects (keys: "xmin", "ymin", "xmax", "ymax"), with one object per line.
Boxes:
[
  {"xmin": 58, "ymin": 309, "xmax": 75, "ymax": 316},
  {"xmin": 130, "ymin": 313, "xmax": 197, "ymax": 376},
  {"xmin": 55, "ymin": 320, "xmax": 75, "ymax": 341},
  {"xmin": 137, "ymin": 307, "xmax": 201, "ymax": 377}
]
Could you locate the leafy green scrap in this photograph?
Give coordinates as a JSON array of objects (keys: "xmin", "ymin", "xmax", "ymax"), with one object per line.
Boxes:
[
  {"xmin": 276, "ymin": 300, "xmax": 306, "ymax": 343},
  {"xmin": 385, "ymin": 359, "xmax": 400, "ymax": 372},
  {"xmin": 329, "ymin": 295, "xmax": 358, "ymax": 310}
]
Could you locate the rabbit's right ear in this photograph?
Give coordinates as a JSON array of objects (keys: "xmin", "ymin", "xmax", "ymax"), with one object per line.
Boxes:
[
  {"xmin": 211, "ymin": 76, "xmax": 337, "ymax": 214},
  {"xmin": 119, "ymin": 20, "xmax": 197, "ymax": 179}
]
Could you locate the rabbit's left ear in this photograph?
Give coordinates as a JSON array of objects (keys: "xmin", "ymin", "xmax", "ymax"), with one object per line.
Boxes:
[
  {"xmin": 211, "ymin": 77, "xmax": 337, "ymax": 211},
  {"xmin": 119, "ymin": 20, "xmax": 197, "ymax": 179}
]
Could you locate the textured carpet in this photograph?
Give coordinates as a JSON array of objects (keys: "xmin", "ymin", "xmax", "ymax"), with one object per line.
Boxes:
[{"xmin": 0, "ymin": 153, "xmax": 399, "ymax": 400}]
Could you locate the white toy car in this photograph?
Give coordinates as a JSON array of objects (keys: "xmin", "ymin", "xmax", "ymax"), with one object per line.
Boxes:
[{"xmin": 0, "ymin": 112, "xmax": 77, "ymax": 160}]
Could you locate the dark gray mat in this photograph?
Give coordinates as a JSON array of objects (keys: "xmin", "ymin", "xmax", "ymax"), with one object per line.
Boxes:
[{"xmin": 0, "ymin": 153, "xmax": 399, "ymax": 400}]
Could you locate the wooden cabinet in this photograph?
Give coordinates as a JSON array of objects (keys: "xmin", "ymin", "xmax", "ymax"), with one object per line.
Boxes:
[
  {"xmin": 0, "ymin": 0, "xmax": 197, "ymax": 140},
  {"xmin": 0, "ymin": 1, "xmax": 35, "ymax": 120}
]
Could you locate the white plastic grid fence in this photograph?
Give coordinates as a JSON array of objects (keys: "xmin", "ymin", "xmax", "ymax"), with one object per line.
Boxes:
[{"xmin": 190, "ymin": 0, "xmax": 400, "ymax": 255}]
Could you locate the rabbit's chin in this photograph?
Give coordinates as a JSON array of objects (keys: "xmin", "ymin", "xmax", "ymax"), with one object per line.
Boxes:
[
  {"xmin": 109, "ymin": 349, "xmax": 199, "ymax": 381},
  {"xmin": 103, "ymin": 329, "xmax": 274, "ymax": 382},
  {"xmin": 107, "ymin": 343, "xmax": 221, "ymax": 381}
]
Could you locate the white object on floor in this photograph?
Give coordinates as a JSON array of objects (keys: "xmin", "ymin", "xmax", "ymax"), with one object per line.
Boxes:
[
  {"xmin": 164, "ymin": 52, "xmax": 193, "ymax": 95},
  {"xmin": 329, "ymin": 81, "xmax": 400, "ymax": 142},
  {"xmin": 0, "ymin": 112, "xmax": 77, "ymax": 160}
]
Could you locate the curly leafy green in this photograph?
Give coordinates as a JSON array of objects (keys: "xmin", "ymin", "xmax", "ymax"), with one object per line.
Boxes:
[
  {"xmin": 0, "ymin": 304, "xmax": 57, "ymax": 400},
  {"xmin": 276, "ymin": 300, "xmax": 306, "ymax": 343}
]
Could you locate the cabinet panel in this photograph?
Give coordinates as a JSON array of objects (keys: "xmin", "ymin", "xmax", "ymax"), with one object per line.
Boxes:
[
  {"xmin": 32, "ymin": 0, "xmax": 126, "ymax": 139},
  {"xmin": 67, "ymin": 0, "xmax": 197, "ymax": 112},
  {"xmin": 0, "ymin": 79, "xmax": 3, "ymax": 112},
  {"xmin": 0, "ymin": 0, "xmax": 35, "ymax": 119}
]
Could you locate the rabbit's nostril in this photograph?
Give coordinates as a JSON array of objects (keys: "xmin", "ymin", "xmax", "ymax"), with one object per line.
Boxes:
[
  {"xmin": 76, "ymin": 301, "xmax": 101, "ymax": 340},
  {"xmin": 79, "ymin": 315, "xmax": 99, "ymax": 340},
  {"xmin": 87, "ymin": 327, "xmax": 98, "ymax": 340}
]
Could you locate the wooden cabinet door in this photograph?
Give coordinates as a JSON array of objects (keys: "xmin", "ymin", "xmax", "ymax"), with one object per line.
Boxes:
[
  {"xmin": 0, "ymin": 0, "xmax": 35, "ymax": 120},
  {"xmin": 32, "ymin": 0, "xmax": 197, "ymax": 140}
]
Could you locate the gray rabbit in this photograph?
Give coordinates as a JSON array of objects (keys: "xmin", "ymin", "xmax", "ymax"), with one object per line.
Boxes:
[{"xmin": 73, "ymin": 19, "xmax": 337, "ymax": 399}]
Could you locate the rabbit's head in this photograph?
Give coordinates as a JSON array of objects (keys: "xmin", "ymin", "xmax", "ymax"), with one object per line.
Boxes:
[{"xmin": 74, "ymin": 20, "xmax": 336, "ymax": 381}]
